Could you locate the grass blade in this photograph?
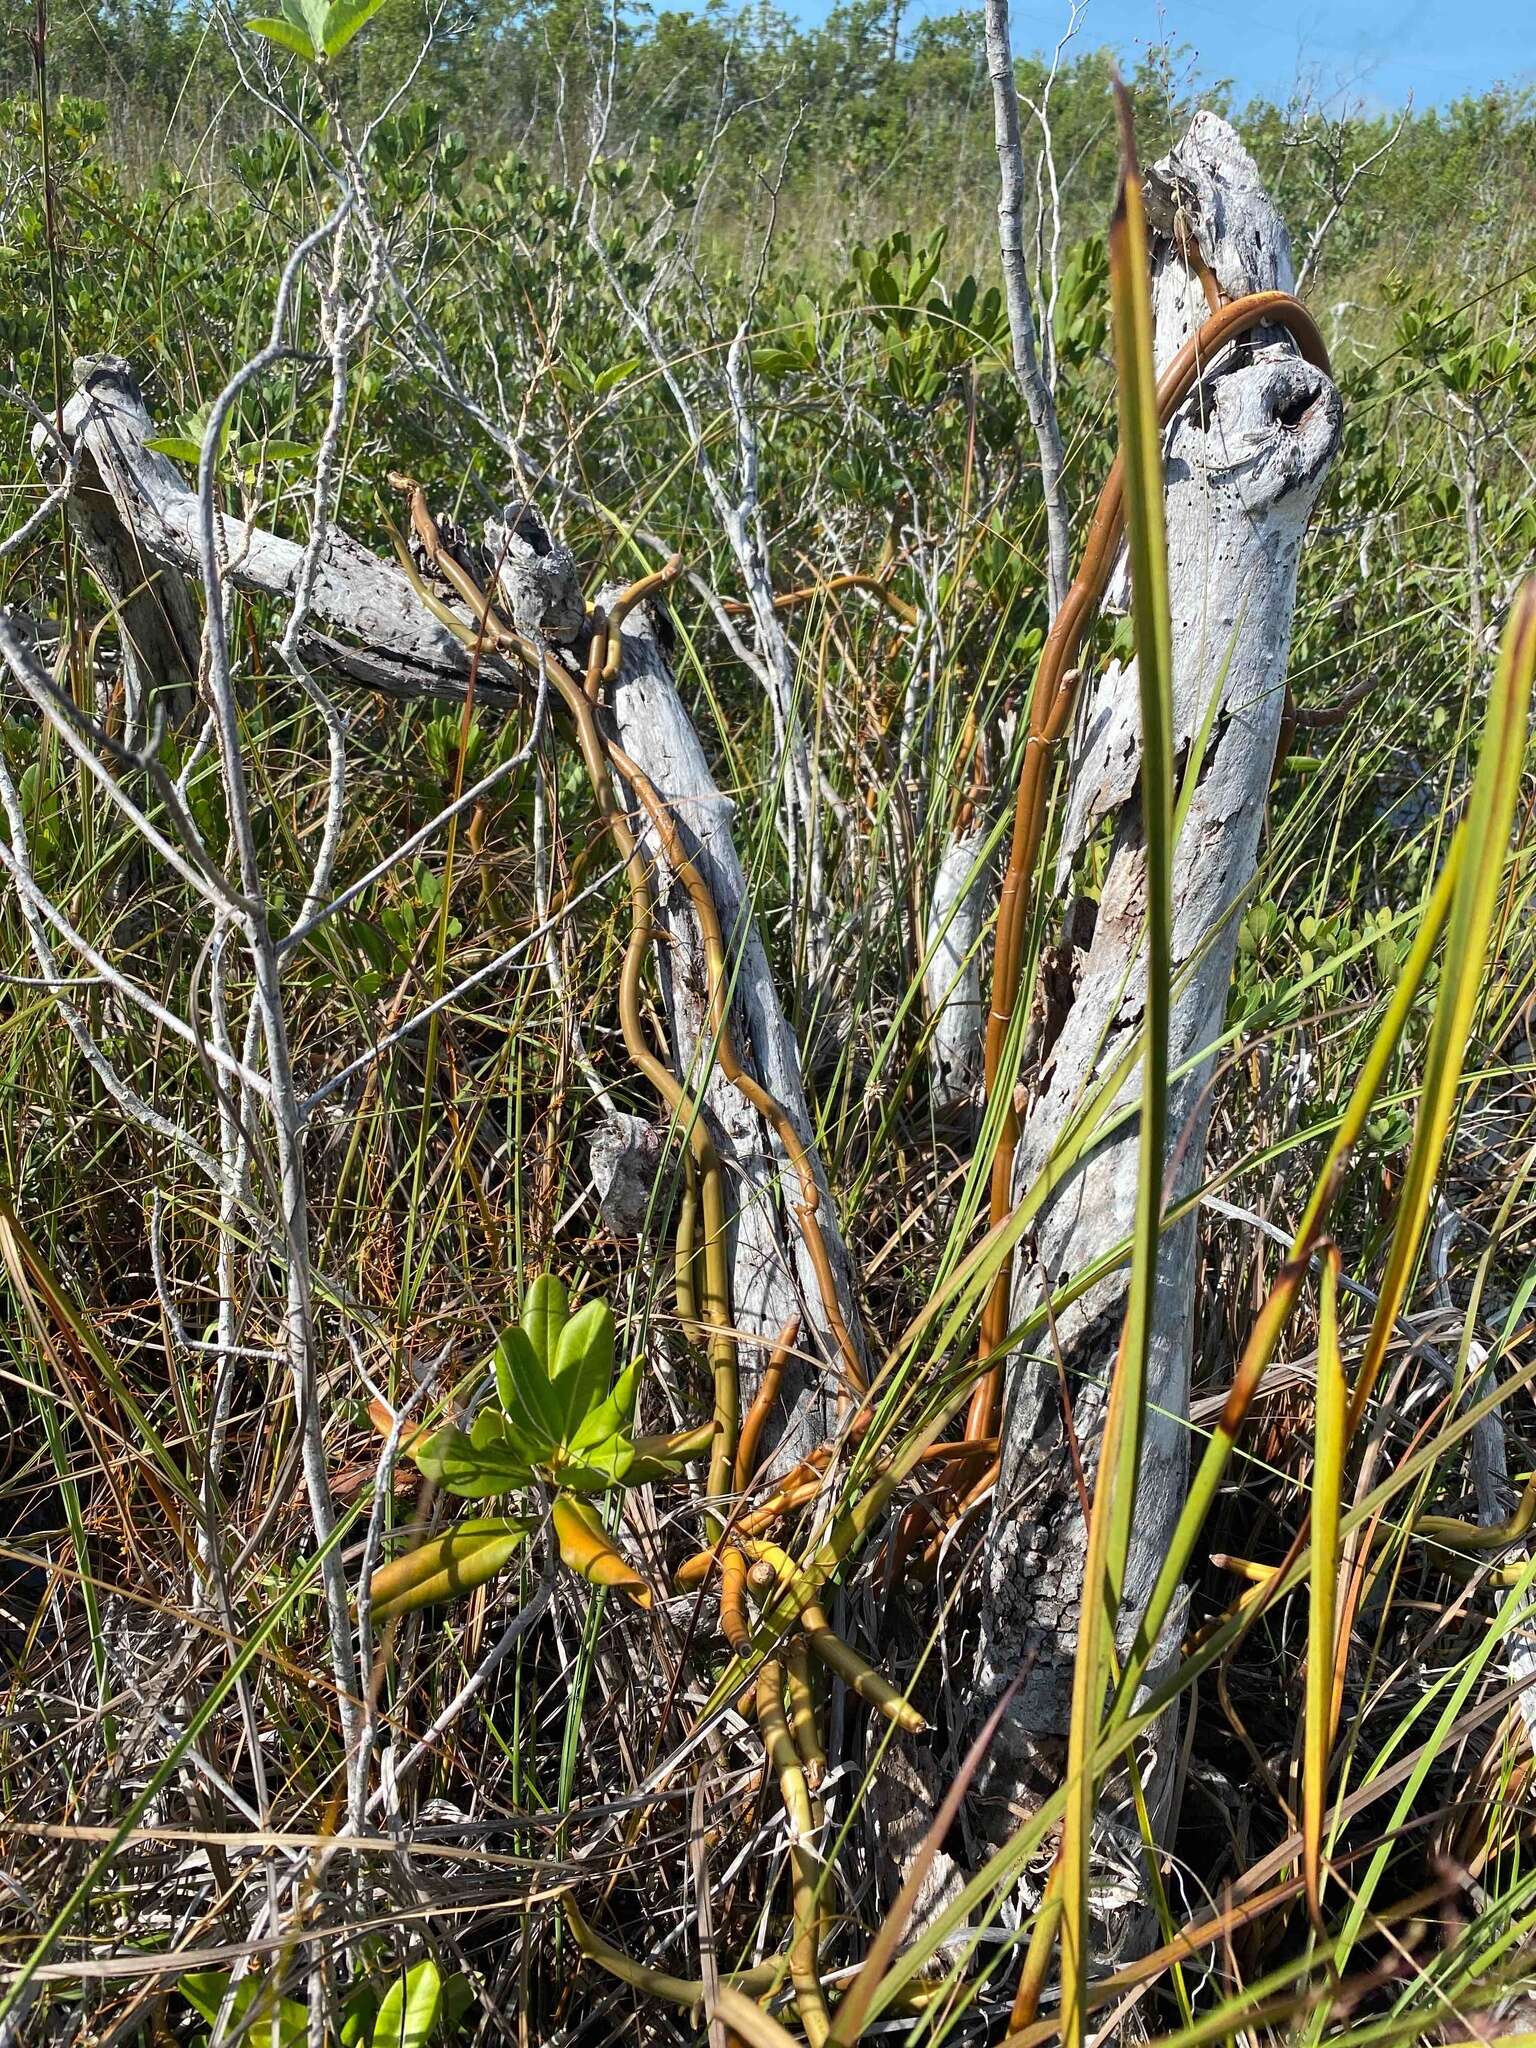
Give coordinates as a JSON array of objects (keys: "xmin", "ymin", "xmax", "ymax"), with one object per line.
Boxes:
[
  {"xmin": 1347, "ymin": 579, "xmax": 1536, "ymax": 1432},
  {"xmin": 1100, "ymin": 80, "xmax": 1176, "ymax": 1604},
  {"xmin": 828, "ymin": 1669, "xmax": 1026, "ymax": 2043},
  {"xmin": 1058, "ymin": 79, "xmax": 1177, "ymax": 2044},
  {"xmin": 1119, "ymin": 819, "xmax": 1466, "ymax": 1712},
  {"xmin": 1304, "ymin": 1244, "xmax": 1346, "ymax": 1926}
]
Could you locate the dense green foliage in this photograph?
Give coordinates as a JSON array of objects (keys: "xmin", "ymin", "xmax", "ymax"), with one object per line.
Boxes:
[
  {"xmin": 9, "ymin": 0, "xmax": 1536, "ymax": 268},
  {"xmin": 4, "ymin": 21, "xmax": 1534, "ymax": 894}
]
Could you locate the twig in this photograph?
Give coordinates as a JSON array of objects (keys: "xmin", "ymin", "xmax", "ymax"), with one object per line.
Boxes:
[{"xmin": 983, "ymin": 0, "xmax": 1070, "ymax": 617}]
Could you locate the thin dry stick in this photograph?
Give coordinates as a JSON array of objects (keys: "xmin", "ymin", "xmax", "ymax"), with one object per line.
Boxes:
[{"xmin": 984, "ymin": 0, "xmax": 1070, "ymax": 616}]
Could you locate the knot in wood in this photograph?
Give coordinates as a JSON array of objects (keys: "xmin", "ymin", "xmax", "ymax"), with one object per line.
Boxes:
[
  {"xmin": 588, "ymin": 1112, "xmax": 666, "ymax": 1235},
  {"xmin": 487, "ymin": 505, "xmax": 585, "ymax": 645},
  {"xmin": 1174, "ymin": 350, "xmax": 1342, "ymax": 514}
]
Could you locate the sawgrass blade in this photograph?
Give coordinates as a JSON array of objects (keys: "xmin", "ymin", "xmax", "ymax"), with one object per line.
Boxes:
[
  {"xmin": 1304, "ymin": 1244, "xmax": 1346, "ymax": 1926},
  {"xmin": 1058, "ymin": 79, "xmax": 1176, "ymax": 2044},
  {"xmin": 1098, "ymin": 85, "xmax": 1175, "ymax": 1598},
  {"xmin": 858, "ymin": 801, "xmax": 1470, "ymax": 2032},
  {"xmin": 1347, "ymin": 578, "xmax": 1536, "ymax": 1432},
  {"xmin": 1118, "ymin": 820, "xmax": 1466, "ymax": 1711}
]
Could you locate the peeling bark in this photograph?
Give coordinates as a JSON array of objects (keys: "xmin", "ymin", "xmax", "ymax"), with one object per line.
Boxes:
[
  {"xmin": 924, "ymin": 820, "xmax": 991, "ymax": 1112},
  {"xmin": 973, "ymin": 114, "xmax": 1342, "ymax": 1942}
]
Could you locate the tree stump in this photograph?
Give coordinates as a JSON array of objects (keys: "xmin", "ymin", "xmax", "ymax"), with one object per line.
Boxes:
[{"xmin": 973, "ymin": 113, "xmax": 1343, "ymax": 1951}]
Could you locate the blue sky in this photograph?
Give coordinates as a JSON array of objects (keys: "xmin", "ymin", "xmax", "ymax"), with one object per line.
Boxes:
[
  {"xmin": 1060, "ymin": 0, "xmax": 1535, "ymax": 108},
  {"xmin": 811, "ymin": 0, "xmax": 1536, "ymax": 110}
]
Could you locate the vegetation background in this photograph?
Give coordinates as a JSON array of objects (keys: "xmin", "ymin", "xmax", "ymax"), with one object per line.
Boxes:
[{"xmin": 2, "ymin": 1, "xmax": 1536, "ymax": 2043}]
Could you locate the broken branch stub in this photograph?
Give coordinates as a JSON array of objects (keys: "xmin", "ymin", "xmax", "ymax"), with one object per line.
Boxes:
[
  {"xmin": 37, "ymin": 387, "xmax": 201, "ymax": 735},
  {"xmin": 974, "ymin": 113, "xmax": 1342, "ymax": 1940},
  {"xmin": 42, "ymin": 357, "xmax": 502, "ymax": 708}
]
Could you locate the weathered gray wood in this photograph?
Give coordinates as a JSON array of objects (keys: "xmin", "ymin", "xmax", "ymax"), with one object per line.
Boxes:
[
  {"xmin": 925, "ymin": 821, "xmax": 990, "ymax": 1111},
  {"xmin": 606, "ymin": 598, "xmax": 869, "ymax": 1466},
  {"xmin": 45, "ymin": 357, "xmax": 859, "ymax": 1473},
  {"xmin": 42, "ymin": 358, "xmax": 482, "ymax": 701},
  {"xmin": 32, "ymin": 360, "xmax": 201, "ymax": 732},
  {"xmin": 485, "ymin": 501, "xmax": 585, "ymax": 645},
  {"xmin": 589, "ymin": 1112, "xmax": 668, "ymax": 1236},
  {"xmin": 973, "ymin": 115, "xmax": 1342, "ymax": 1940}
]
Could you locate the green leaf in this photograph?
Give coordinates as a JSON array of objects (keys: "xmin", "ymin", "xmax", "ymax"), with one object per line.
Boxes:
[
  {"xmin": 621, "ymin": 1422, "xmax": 715, "ymax": 1483},
  {"xmin": 248, "ymin": 0, "xmax": 331, "ymax": 57},
  {"xmin": 751, "ymin": 347, "xmax": 807, "ymax": 377},
  {"xmin": 178, "ymin": 1971, "xmax": 307, "ymax": 2046},
  {"xmin": 340, "ymin": 1986, "xmax": 380, "ymax": 2046},
  {"xmin": 408, "ymin": 1418, "xmax": 530, "ymax": 1498},
  {"xmin": 321, "ymin": 0, "xmax": 389, "ymax": 60},
  {"xmin": 553, "ymin": 1438, "xmax": 635, "ymax": 1492},
  {"xmin": 592, "ymin": 354, "xmax": 642, "ymax": 398},
  {"xmin": 519, "ymin": 1273, "xmax": 569, "ymax": 1374},
  {"xmin": 246, "ymin": 13, "xmax": 318, "ymax": 60},
  {"xmin": 441, "ymin": 1974, "xmax": 474, "ymax": 2033},
  {"xmin": 373, "ymin": 1957, "xmax": 442, "ymax": 2048},
  {"xmin": 486, "ymin": 1411, "xmax": 552, "ymax": 1471},
  {"xmin": 492, "ymin": 1325, "xmax": 562, "ymax": 1454},
  {"xmin": 548, "ymin": 1298, "xmax": 615, "ymax": 1440},
  {"xmin": 240, "ymin": 438, "xmax": 318, "ymax": 472},
  {"xmin": 368, "ymin": 1518, "xmax": 529, "ymax": 1621},
  {"xmin": 149, "ymin": 401, "xmax": 234, "ymax": 472},
  {"xmin": 145, "ymin": 434, "xmax": 204, "ymax": 464},
  {"xmin": 566, "ymin": 1357, "xmax": 639, "ymax": 1458},
  {"xmin": 551, "ymin": 1496, "xmax": 651, "ymax": 1607}
]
